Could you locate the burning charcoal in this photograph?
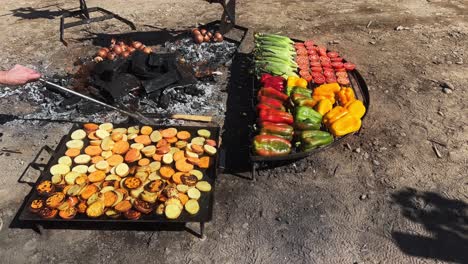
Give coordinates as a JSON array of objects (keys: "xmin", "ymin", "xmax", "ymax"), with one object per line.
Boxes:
[
  {"xmin": 184, "ymin": 85, "xmax": 204, "ymax": 96},
  {"xmin": 159, "ymin": 93, "xmax": 171, "ymax": 109}
]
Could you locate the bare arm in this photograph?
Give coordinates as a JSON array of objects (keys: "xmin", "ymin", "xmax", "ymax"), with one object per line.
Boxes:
[{"xmin": 0, "ymin": 65, "xmax": 41, "ymax": 86}]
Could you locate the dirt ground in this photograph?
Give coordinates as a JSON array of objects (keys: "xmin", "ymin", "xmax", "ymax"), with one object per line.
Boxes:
[{"xmin": 0, "ymin": 0, "xmax": 467, "ymax": 263}]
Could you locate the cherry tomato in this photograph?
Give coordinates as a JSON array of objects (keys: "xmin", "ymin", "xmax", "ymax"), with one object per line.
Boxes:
[
  {"xmin": 320, "ymin": 56, "xmax": 331, "ymax": 63},
  {"xmin": 299, "ymin": 69, "xmax": 310, "ymax": 77},
  {"xmin": 299, "ymin": 64, "xmax": 309, "ymax": 70},
  {"xmin": 303, "ymin": 74, "xmax": 313, "ymax": 82},
  {"xmin": 296, "ymin": 56, "xmax": 309, "ymax": 65},
  {"xmin": 331, "ymin": 57, "xmax": 343, "ymax": 62},
  {"xmin": 311, "ymin": 67, "xmax": 323, "ymax": 73},
  {"xmin": 317, "ymin": 46, "xmax": 327, "ymax": 56},
  {"xmin": 331, "ymin": 62, "xmax": 344, "ymax": 69},
  {"xmin": 310, "ymin": 61, "xmax": 321, "ymax": 67},
  {"xmin": 294, "ymin": 43, "xmax": 305, "ymax": 49},
  {"xmin": 296, "ymin": 49, "xmax": 308, "ymax": 56},
  {"xmin": 321, "ymin": 62, "xmax": 332, "ymax": 68},
  {"xmin": 335, "ymin": 72, "xmax": 348, "ymax": 78},
  {"xmin": 311, "ymin": 72, "xmax": 324, "ymax": 79},
  {"xmin": 313, "ymin": 75, "xmax": 326, "ymax": 84},
  {"xmin": 323, "ymin": 70, "xmax": 335, "ymax": 78},
  {"xmin": 308, "ymin": 54, "xmax": 319, "ymax": 62},
  {"xmin": 307, "ymin": 49, "xmax": 317, "ymax": 55},
  {"xmin": 327, "ymin": 51, "xmax": 339, "ymax": 58},
  {"xmin": 337, "ymin": 77, "xmax": 350, "ymax": 85},
  {"xmin": 304, "ymin": 40, "xmax": 315, "ymax": 47},
  {"xmin": 344, "ymin": 62, "xmax": 356, "ymax": 71}
]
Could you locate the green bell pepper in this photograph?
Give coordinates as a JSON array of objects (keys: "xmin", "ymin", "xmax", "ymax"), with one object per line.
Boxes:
[{"xmin": 299, "ymin": 130, "xmax": 333, "ymax": 151}]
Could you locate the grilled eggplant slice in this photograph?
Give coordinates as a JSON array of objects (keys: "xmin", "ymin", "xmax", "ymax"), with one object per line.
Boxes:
[
  {"xmin": 59, "ymin": 207, "xmax": 77, "ymax": 220},
  {"xmin": 36, "ymin": 180, "xmax": 55, "ymax": 196},
  {"xmin": 46, "ymin": 192, "xmax": 66, "ymax": 208},
  {"xmin": 124, "ymin": 209, "xmax": 141, "ymax": 220},
  {"xmin": 30, "ymin": 199, "xmax": 44, "ymax": 213},
  {"xmin": 38, "ymin": 207, "xmax": 58, "ymax": 219},
  {"xmin": 134, "ymin": 199, "xmax": 153, "ymax": 214}
]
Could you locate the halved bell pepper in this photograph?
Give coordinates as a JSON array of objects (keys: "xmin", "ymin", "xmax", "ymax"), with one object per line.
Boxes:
[
  {"xmin": 294, "ymin": 106, "xmax": 322, "ymax": 130},
  {"xmin": 294, "ymin": 98, "xmax": 320, "ymax": 108},
  {"xmin": 257, "ymin": 103, "xmax": 285, "ymax": 112},
  {"xmin": 323, "ymin": 106, "xmax": 348, "ymax": 126},
  {"xmin": 312, "ymin": 95, "xmax": 335, "ymax": 105},
  {"xmin": 258, "ymin": 96, "xmax": 284, "ymax": 109},
  {"xmin": 259, "ymin": 108, "xmax": 294, "ymax": 124},
  {"xmin": 298, "ymin": 130, "xmax": 333, "ymax": 151},
  {"xmin": 286, "ymin": 77, "xmax": 308, "ymax": 95},
  {"xmin": 329, "ymin": 113, "xmax": 361, "ymax": 136},
  {"xmin": 291, "ymin": 87, "xmax": 312, "ymax": 97},
  {"xmin": 259, "ymin": 121, "xmax": 290, "ymax": 127},
  {"xmin": 338, "ymin": 87, "xmax": 355, "ymax": 106},
  {"xmin": 258, "ymin": 87, "xmax": 288, "ymax": 102},
  {"xmin": 260, "ymin": 123, "xmax": 294, "ymax": 140},
  {"xmin": 294, "ymin": 121, "xmax": 321, "ymax": 130},
  {"xmin": 261, "ymin": 74, "xmax": 285, "ymax": 92},
  {"xmin": 345, "ymin": 99, "xmax": 366, "ymax": 119},
  {"xmin": 315, "ymin": 83, "xmax": 341, "ymax": 94},
  {"xmin": 315, "ymin": 99, "xmax": 333, "ymax": 116},
  {"xmin": 253, "ymin": 135, "xmax": 291, "ymax": 156}
]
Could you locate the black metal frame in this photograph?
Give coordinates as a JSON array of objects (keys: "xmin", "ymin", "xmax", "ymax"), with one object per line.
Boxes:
[
  {"xmin": 208, "ymin": 0, "xmax": 236, "ymax": 34},
  {"xmin": 15, "ymin": 123, "xmax": 221, "ymax": 238},
  {"xmin": 248, "ymin": 43, "xmax": 371, "ymax": 180},
  {"xmin": 60, "ymin": 0, "xmax": 136, "ymax": 46}
]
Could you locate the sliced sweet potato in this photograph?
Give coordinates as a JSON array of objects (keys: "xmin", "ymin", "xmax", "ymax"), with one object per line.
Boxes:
[
  {"xmin": 161, "ymin": 127, "xmax": 177, "ymax": 138},
  {"xmin": 176, "ymin": 131, "xmax": 191, "ymax": 140},
  {"xmin": 172, "ymin": 172, "xmax": 184, "ymax": 184},
  {"xmin": 191, "ymin": 144, "xmax": 204, "ymax": 154},
  {"xmin": 175, "ymin": 140, "xmax": 188, "ymax": 149},
  {"xmin": 156, "ymin": 138, "xmax": 168, "ymax": 148},
  {"xmin": 80, "ymin": 184, "xmax": 98, "ymax": 200},
  {"xmin": 111, "ymin": 132, "xmax": 124, "ymax": 141},
  {"xmin": 114, "ymin": 200, "xmax": 132, "ymax": 213},
  {"xmin": 205, "ymin": 139, "xmax": 217, "ymax": 147},
  {"xmin": 91, "ymin": 156, "xmax": 104, "ymax": 164},
  {"xmin": 113, "ymin": 141, "xmax": 129, "ymax": 155},
  {"xmin": 166, "ymin": 136, "xmax": 178, "ymax": 144},
  {"xmin": 156, "ymin": 145, "xmax": 170, "ymax": 155},
  {"xmin": 175, "ymin": 158, "xmax": 194, "ymax": 172},
  {"xmin": 159, "ymin": 166, "xmax": 175, "ymax": 179},
  {"xmin": 103, "ymin": 191, "xmax": 118, "ymax": 207},
  {"xmin": 87, "ymin": 131, "xmax": 99, "ymax": 140},
  {"xmin": 107, "ymin": 154, "xmax": 124, "ymax": 166},
  {"xmin": 152, "ymin": 154, "xmax": 163, "ymax": 161},
  {"xmin": 199, "ymin": 156, "xmax": 210, "ymax": 169},
  {"xmin": 125, "ymin": 148, "xmax": 141, "ymax": 163},
  {"xmin": 65, "ymin": 148, "xmax": 80, "ymax": 158},
  {"xmin": 173, "ymin": 150, "xmax": 185, "ymax": 161},
  {"xmin": 88, "ymin": 171, "xmax": 106, "ymax": 183},
  {"xmin": 84, "ymin": 123, "xmax": 99, "ymax": 132},
  {"xmin": 134, "ymin": 135, "xmax": 151, "ymax": 145},
  {"xmin": 138, "ymin": 158, "xmax": 150, "ymax": 166},
  {"xmin": 75, "ymin": 175, "xmax": 88, "ymax": 185},
  {"xmin": 140, "ymin": 126, "xmax": 153, "ymax": 135},
  {"xmin": 85, "ymin": 145, "xmax": 103, "ymax": 156},
  {"xmin": 186, "ymin": 157, "xmax": 200, "ymax": 166}
]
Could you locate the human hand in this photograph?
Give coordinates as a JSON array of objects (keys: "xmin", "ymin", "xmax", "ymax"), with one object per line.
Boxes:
[{"xmin": 1, "ymin": 65, "xmax": 41, "ymax": 86}]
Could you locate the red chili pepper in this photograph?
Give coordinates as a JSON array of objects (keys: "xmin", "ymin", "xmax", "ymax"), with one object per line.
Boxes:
[
  {"xmin": 259, "ymin": 108, "xmax": 294, "ymax": 124},
  {"xmin": 258, "ymin": 87, "xmax": 289, "ymax": 102}
]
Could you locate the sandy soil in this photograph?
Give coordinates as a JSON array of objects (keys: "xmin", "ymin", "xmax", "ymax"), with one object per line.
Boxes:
[{"xmin": 0, "ymin": 0, "xmax": 467, "ymax": 263}]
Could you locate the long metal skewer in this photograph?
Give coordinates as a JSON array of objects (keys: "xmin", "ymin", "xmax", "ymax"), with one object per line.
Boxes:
[{"xmin": 39, "ymin": 78, "xmax": 154, "ymax": 124}]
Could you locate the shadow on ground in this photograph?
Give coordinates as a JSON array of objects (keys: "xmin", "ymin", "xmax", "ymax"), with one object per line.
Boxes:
[
  {"xmin": 5, "ymin": 4, "xmax": 64, "ymax": 19},
  {"xmin": 391, "ymin": 188, "xmax": 468, "ymax": 264}
]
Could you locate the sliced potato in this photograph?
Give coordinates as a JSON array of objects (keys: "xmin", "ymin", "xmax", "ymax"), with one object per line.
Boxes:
[
  {"xmin": 196, "ymin": 181, "xmax": 212, "ymax": 192},
  {"xmin": 110, "ymin": 166, "xmax": 116, "ymax": 175},
  {"xmin": 64, "ymin": 171, "xmax": 81, "ymax": 185},
  {"xmin": 99, "ymin": 123, "xmax": 113, "ymax": 132},
  {"xmin": 148, "ymin": 171, "xmax": 161, "ymax": 181},
  {"xmin": 162, "ymin": 153, "xmax": 173, "ymax": 165},
  {"xmin": 87, "ymin": 164, "xmax": 97, "ymax": 173},
  {"xmin": 105, "ymin": 174, "xmax": 121, "ymax": 181},
  {"xmin": 95, "ymin": 160, "xmax": 109, "ymax": 171},
  {"xmin": 74, "ymin": 154, "xmax": 91, "ymax": 165},
  {"xmin": 131, "ymin": 143, "xmax": 144, "ymax": 150},
  {"xmin": 165, "ymin": 197, "xmax": 183, "ymax": 210},
  {"xmin": 135, "ymin": 171, "xmax": 149, "ymax": 182},
  {"xmin": 71, "ymin": 129, "xmax": 86, "ymax": 140},
  {"xmin": 187, "ymin": 188, "xmax": 201, "ymax": 200},
  {"xmin": 150, "ymin": 130, "xmax": 162, "ymax": 142},
  {"xmin": 50, "ymin": 164, "xmax": 70, "ymax": 176},
  {"xmin": 112, "ymin": 190, "xmax": 124, "ymax": 207},
  {"xmin": 165, "ymin": 204, "xmax": 182, "ymax": 219},
  {"xmin": 191, "ymin": 137, "xmax": 205, "ymax": 145},
  {"xmin": 149, "ymin": 161, "xmax": 161, "ymax": 172},
  {"xmin": 100, "ymin": 186, "xmax": 115, "ymax": 193},
  {"xmin": 197, "ymin": 129, "xmax": 211, "ymax": 139},
  {"xmin": 176, "ymin": 184, "xmax": 189, "ymax": 193},
  {"xmin": 51, "ymin": 174, "xmax": 63, "ymax": 184},
  {"xmin": 155, "ymin": 204, "xmax": 165, "ymax": 215},
  {"xmin": 66, "ymin": 139, "xmax": 84, "ymax": 150},
  {"xmin": 72, "ymin": 165, "xmax": 88, "ymax": 174},
  {"xmin": 67, "ymin": 185, "xmax": 82, "ymax": 196},
  {"xmin": 105, "ymin": 209, "xmax": 119, "ymax": 218},
  {"xmin": 203, "ymin": 145, "xmax": 217, "ymax": 156},
  {"xmin": 101, "ymin": 137, "xmax": 115, "ymax": 151},
  {"xmin": 169, "ymin": 147, "xmax": 179, "ymax": 155},
  {"xmin": 115, "ymin": 163, "xmax": 129, "ymax": 177},
  {"xmin": 101, "ymin": 150, "xmax": 112, "ymax": 159},
  {"xmin": 175, "ymin": 140, "xmax": 187, "ymax": 149},
  {"xmin": 142, "ymin": 145, "xmax": 156, "ymax": 157},
  {"xmin": 189, "ymin": 170, "xmax": 203, "ymax": 180},
  {"xmin": 58, "ymin": 156, "xmax": 72, "ymax": 167},
  {"xmin": 87, "ymin": 192, "xmax": 102, "ymax": 205},
  {"xmin": 127, "ymin": 133, "xmax": 138, "ymax": 140},
  {"xmin": 185, "ymin": 199, "xmax": 200, "ymax": 215},
  {"xmin": 127, "ymin": 126, "xmax": 140, "ymax": 134},
  {"xmin": 121, "ymin": 134, "xmax": 128, "ymax": 142},
  {"xmin": 130, "ymin": 186, "xmax": 144, "ymax": 198},
  {"xmin": 140, "ymin": 191, "xmax": 158, "ymax": 203},
  {"xmin": 89, "ymin": 140, "xmax": 102, "ymax": 146},
  {"xmin": 95, "ymin": 129, "xmax": 110, "ymax": 139},
  {"xmin": 185, "ymin": 149, "xmax": 199, "ymax": 159}
]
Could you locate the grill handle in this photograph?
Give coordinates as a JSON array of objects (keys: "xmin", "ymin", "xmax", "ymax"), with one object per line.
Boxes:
[{"xmin": 17, "ymin": 145, "xmax": 54, "ymax": 187}]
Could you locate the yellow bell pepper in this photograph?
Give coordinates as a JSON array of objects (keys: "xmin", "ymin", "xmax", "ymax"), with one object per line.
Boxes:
[
  {"xmin": 338, "ymin": 87, "xmax": 355, "ymax": 106},
  {"xmin": 323, "ymin": 106, "xmax": 348, "ymax": 126},
  {"xmin": 329, "ymin": 113, "xmax": 362, "ymax": 136},
  {"xmin": 287, "ymin": 76, "xmax": 307, "ymax": 88},
  {"xmin": 315, "ymin": 99, "xmax": 333, "ymax": 116},
  {"xmin": 315, "ymin": 83, "xmax": 341, "ymax": 94},
  {"xmin": 345, "ymin": 100, "xmax": 366, "ymax": 119},
  {"xmin": 312, "ymin": 95, "xmax": 335, "ymax": 105}
]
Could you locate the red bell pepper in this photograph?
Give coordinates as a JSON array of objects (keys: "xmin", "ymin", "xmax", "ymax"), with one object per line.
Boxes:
[
  {"xmin": 260, "ymin": 73, "xmax": 273, "ymax": 83},
  {"xmin": 258, "ymin": 87, "xmax": 289, "ymax": 102},
  {"xmin": 256, "ymin": 103, "xmax": 284, "ymax": 112},
  {"xmin": 260, "ymin": 123, "xmax": 294, "ymax": 140},
  {"xmin": 259, "ymin": 121, "xmax": 291, "ymax": 128},
  {"xmin": 259, "ymin": 108, "xmax": 294, "ymax": 124},
  {"xmin": 260, "ymin": 74, "xmax": 285, "ymax": 92},
  {"xmin": 258, "ymin": 96, "xmax": 284, "ymax": 109}
]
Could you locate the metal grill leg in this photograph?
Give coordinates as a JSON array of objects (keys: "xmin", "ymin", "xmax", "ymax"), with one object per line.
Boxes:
[{"xmin": 200, "ymin": 222, "xmax": 206, "ymax": 239}]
